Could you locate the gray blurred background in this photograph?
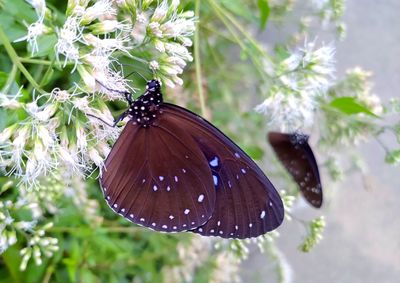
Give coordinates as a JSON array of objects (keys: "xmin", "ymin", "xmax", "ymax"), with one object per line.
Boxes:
[{"xmin": 242, "ymin": 1, "xmax": 400, "ymax": 282}]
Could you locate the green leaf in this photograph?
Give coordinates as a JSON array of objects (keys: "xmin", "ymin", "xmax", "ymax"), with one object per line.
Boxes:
[
  {"xmin": 0, "ymin": 71, "xmax": 8, "ymax": 88},
  {"xmin": 2, "ymin": 245, "xmax": 23, "ymax": 283},
  {"xmin": 329, "ymin": 96, "xmax": 379, "ymax": 117},
  {"xmin": 258, "ymin": 0, "xmax": 270, "ymax": 30},
  {"xmin": 28, "ymin": 34, "xmax": 57, "ymax": 57}
]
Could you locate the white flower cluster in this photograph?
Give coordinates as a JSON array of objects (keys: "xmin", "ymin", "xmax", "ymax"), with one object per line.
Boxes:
[
  {"xmin": 53, "ymin": 0, "xmax": 196, "ymax": 96},
  {"xmin": 16, "ymin": 0, "xmax": 51, "ymax": 54},
  {"xmin": 131, "ymin": 0, "xmax": 196, "ymax": 88},
  {"xmin": 0, "ymin": 89, "xmax": 118, "ymax": 188},
  {"xmin": 310, "ymin": 0, "xmax": 346, "ymax": 38},
  {"xmin": 163, "ymin": 235, "xmax": 212, "ymax": 283},
  {"xmin": 56, "ymin": 0, "xmax": 132, "ymax": 99},
  {"xmin": 209, "ymin": 250, "xmax": 241, "ymax": 283},
  {"xmin": 0, "ymin": 198, "xmax": 58, "ymax": 270},
  {"xmin": 320, "ymin": 67, "xmax": 382, "ymax": 146},
  {"xmin": 337, "ymin": 67, "xmax": 383, "ymax": 115},
  {"xmin": 256, "ymin": 41, "xmax": 335, "ymax": 132},
  {"xmin": 19, "ymin": 222, "xmax": 59, "ymax": 271}
]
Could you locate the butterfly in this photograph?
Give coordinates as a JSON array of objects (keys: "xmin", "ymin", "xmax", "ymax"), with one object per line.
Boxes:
[
  {"xmin": 99, "ymin": 80, "xmax": 284, "ymax": 239},
  {"xmin": 268, "ymin": 132, "xmax": 323, "ymax": 208}
]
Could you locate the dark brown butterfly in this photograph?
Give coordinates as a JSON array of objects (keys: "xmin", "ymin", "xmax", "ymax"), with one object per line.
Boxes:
[
  {"xmin": 268, "ymin": 132, "xmax": 323, "ymax": 208},
  {"xmin": 99, "ymin": 80, "xmax": 284, "ymax": 239}
]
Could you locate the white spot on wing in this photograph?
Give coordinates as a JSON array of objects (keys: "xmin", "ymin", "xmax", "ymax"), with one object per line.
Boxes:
[
  {"xmin": 209, "ymin": 157, "xmax": 219, "ymax": 167},
  {"xmin": 159, "ymin": 176, "xmax": 164, "ymax": 181},
  {"xmin": 130, "ymin": 214, "xmax": 134, "ymax": 218},
  {"xmin": 121, "ymin": 208, "xmax": 125, "ymax": 213},
  {"xmin": 249, "ymin": 223, "xmax": 253, "ymax": 228},
  {"xmin": 140, "ymin": 218, "xmax": 145, "ymax": 222},
  {"xmin": 152, "ymin": 223, "xmax": 156, "ymax": 227},
  {"xmin": 169, "ymin": 215, "xmax": 174, "ymax": 220},
  {"xmin": 184, "ymin": 209, "xmax": 190, "ymax": 215},
  {"xmin": 217, "ymin": 221, "xmax": 221, "ymax": 226},
  {"xmin": 235, "ymin": 153, "xmax": 240, "ymax": 158},
  {"xmin": 153, "ymin": 185, "xmax": 158, "ymax": 191},
  {"xmin": 174, "ymin": 176, "xmax": 178, "ymax": 182},
  {"xmin": 162, "ymin": 225, "xmax": 168, "ymax": 229},
  {"xmin": 260, "ymin": 210, "xmax": 266, "ymax": 219},
  {"xmin": 235, "ymin": 225, "xmax": 239, "ymax": 230},
  {"xmin": 241, "ymin": 168, "xmax": 246, "ymax": 174},
  {"xmin": 198, "ymin": 194, "xmax": 205, "ymax": 202},
  {"xmin": 213, "ymin": 175, "xmax": 218, "ymax": 186},
  {"xmin": 113, "ymin": 204, "xmax": 118, "ymax": 208},
  {"xmin": 182, "ymin": 168, "xmax": 186, "ymax": 173},
  {"xmin": 167, "ymin": 186, "xmax": 171, "ymax": 191}
]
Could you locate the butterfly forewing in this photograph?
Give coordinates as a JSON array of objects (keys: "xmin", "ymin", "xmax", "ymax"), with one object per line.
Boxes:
[
  {"xmin": 268, "ymin": 132, "xmax": 323, "ymax": 208},
  {"xmin": 101, "ymin": 121, "xmax": 217, "ymax": 232},
  {"xmin": 161, "ymin": 104, "xmax": 285, "ymax": 238}
]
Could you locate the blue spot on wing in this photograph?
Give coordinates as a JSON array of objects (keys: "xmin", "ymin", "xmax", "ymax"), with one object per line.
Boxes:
[
  {"xmin": 209, "ymin": 157, "xmax": 219, "ymax": 167},
  {"xmin": 213, "ymin": 174, "xmax": 219, "ymax": 186}
]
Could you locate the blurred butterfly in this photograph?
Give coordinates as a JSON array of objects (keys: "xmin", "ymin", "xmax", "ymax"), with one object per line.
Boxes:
[
  {"xmin": 98, "ymin": 80, "xmax": 284, "ymax": 239},
  {"xmin": 268, "ymin": 132, "xmax": 323, "ymax": 208}
]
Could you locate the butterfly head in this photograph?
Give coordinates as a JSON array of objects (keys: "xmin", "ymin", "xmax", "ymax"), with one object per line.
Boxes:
[
  {"xmin": 146, "ymin": 80, "xmax": 161, "ymax": 93},
  {"xmin": 289, "ymin": 132, "xmax": 309, "ymax": 145}
]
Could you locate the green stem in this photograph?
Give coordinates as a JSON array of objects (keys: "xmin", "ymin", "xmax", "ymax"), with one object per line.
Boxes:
[
  {"xmin": 201, "ymin": 23, "xmax": 237, "ymax": 44},
  {"xmin": 27, "ymin": 64, "xmax": 44, "ymax": 94},
  {"xmin": 19, "ymin": 58, "xmax": 53, "ymax": 65},
  {"xmin": 208, "ymin": 0, "xmax": 267, "ymax": 79},
  {"xmin": 0, "ymin": 26, "xmax": 45, "ymax": 94},
  {"xmin": 194, "ymin": 0, "xmax": 207, "ymax": 117},
  {"xmin": 39, "ymin": 58, "xmax": 56, "ymax": 87},
  {"xmin": 215, "ymin": 1, "xmax": 267, "ymax": 57}
]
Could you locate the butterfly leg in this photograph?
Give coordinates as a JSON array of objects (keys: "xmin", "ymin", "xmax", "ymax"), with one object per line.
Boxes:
[{"xmin": 113, "ymin": 110, "xmax": 129, "ymax": 127}]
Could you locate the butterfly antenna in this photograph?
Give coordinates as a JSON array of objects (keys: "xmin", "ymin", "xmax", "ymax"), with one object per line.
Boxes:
[
  {"xmin": 86, "ymin": 113, "xmax": 115, "ymax": 127},
  {"xmin": 95, "ymin": 79, "xmax": 133, "ymax": 105},
  {"xmin": 124, "ymin": 70, "xmax": 149, "ymax": 83}
]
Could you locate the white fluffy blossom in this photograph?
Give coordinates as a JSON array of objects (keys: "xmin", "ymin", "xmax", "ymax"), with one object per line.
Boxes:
[
  {"xmin": 55, "ymin": 16, "xmax": 83, "ymax": 68},
  {"xmin": 256, "ymin": 41, "xmax": 336, "ymax": 131}
]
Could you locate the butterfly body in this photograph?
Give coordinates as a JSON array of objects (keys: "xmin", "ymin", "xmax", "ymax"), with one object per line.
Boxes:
[
  {"xmin": 100, "ymin": 80, "xmax": 284, "ymax": 238},
  {"xmin": 268, "ymin": 132, "xmax": 323, "ymax": 208},
  {"xmin": 128, "ymin": 80, "xmax": 163, "ymax": 127}
]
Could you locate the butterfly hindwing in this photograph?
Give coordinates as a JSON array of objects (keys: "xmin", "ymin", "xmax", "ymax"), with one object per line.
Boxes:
[
  {"xmin": 268, "ymin": 132, "xmax": 323, "ymax": 208},
  {"xmin": 161, "ymin": 104, "xmax": 285, "ymax": 238}
]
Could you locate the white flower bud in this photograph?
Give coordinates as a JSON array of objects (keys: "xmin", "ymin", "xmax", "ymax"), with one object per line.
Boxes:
[
  {"xmin": 0, "ymin": 125, "xmax": 16, "ymax": 143},
  {"xmin": 89, "ymin": 148, "xmax": 104, "ymax": 167},
  {"xmin": 149, "ymin": 60, "xmax": 160, "ymax": 70},
  {"xmin": 81, "ymin": 0, "xmax": 116, "ymax": 25},
  {"xmin": 154, "ymin": 40, "xmax": 165, "ymax": 52}
]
